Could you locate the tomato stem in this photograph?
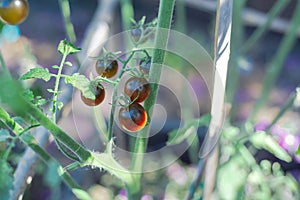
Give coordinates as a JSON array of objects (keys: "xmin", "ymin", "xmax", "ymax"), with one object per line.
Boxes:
[
  {"xmin": 107, "ymin": 51, "xmax": 135, "ymax": 140},
  {"xmin": 0, "ymin": 107, "xmax": 92, "ymax": 200},
  {"xmin": 129, "ymin": 0, "xmax": 176, "ymax": 197},
  {"xmin": 52, "ymin": 53, "xmax": 67, "ymax": 123}
]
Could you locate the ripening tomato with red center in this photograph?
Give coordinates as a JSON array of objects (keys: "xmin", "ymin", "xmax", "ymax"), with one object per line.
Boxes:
[
  {"xmin": 118, "ymin": 103, "xmax": 147, "ymax": 132},
  {"xmin": 124, "ymin": 77, "xmax": 150, "ymax": 103},
  {"xmin": 0, "ymin": 0, "xmax": 29, "ymax": 25},
  {"xmin": 81, "ymin": 83, "xmax": 105, "ymax": 106}
]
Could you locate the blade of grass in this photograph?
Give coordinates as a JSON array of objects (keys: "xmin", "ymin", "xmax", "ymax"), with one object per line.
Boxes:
[
  {"xmin": 120, "ymin": 0, "xmax": 134, "ymax": 31},
  {"xmin": 249, "ymin": 1, "xmax": 300, "ymax": 122},
  {"xmin": 241, "ymin": 0, "xmax": 290, "ymax": 54},
  {"xmin": 226, "ymin": 0, "xmax": 246, "ymax": 120},
  {"xmin": 265, "ymin": 88, "xmax": 298, "ymax": 132}
]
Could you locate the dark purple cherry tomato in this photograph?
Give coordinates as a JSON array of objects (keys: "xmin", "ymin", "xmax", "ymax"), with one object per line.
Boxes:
[
  {"xmin": 139, "ymin": 57, "xmax": 151, "ymax": 74},
  {"xmin": 130, "ymin": 28, "xmax": 142, "ymax": 43},
  {"xmin": 124, "ymin": 77, "xmax": 150, "ymax": 103},
  {"xmin": 118, "ymin": 103, "xmax": 147, "ymax": 132},
  {"xmin": 81, "ymin": 83, "xmax": 105, "ymax": 106},
  {"xmin": 95, "ymin": 59, "xmax": 118, "ymax": 78},
  {"xmin": 0, "ymin": 0, "xmax": 29, "ymax": 25}
]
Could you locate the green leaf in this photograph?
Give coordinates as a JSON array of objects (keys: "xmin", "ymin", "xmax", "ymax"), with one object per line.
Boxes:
[
  {"xmin": 0, "ymin": 129, "xmax": 11, "ymax": 142},
  {"xmin": 22, "ymin": 89, "xmax": 35, "ymax": 102},
  {"xmin": 65, "ymin": 73, "xmax": 96, "ymax": 100},
  {"xmin": 0, "ymin": 159, "xmax": 14, "ymax": 200},
  {"xmin": 64, "ymin": 61, "xmax": 73, "ymax": 67},
  {"xmin": 138, "ymin": 16, "xmax": 146, "ymax": 26},
  {"xmin": 217, "ymin": 155, "xmax": 248, "ymax": 200},
  {"xmin": 58, "ymin": 40, "xmax": 81, "ymax": 55},
  {"xmin": 47, "ymin": 89, "xmax": 54, "ymax": 93},
  {"xmin": 52, "ymin": 65, "xmax": 60, "ymax": 69},
  {"xmin": 88, "ymin": 140, "xmax": 134, "ymax": 187},
  {"xmin": 251, "ymin": 131, "xmax": 292, "ymax": 162},
  {"xmin": 297, "ymin": 145, "xmax": 300, "ymax": 155},
  {"xmin": 20, "ymin": 68, "xmax": 51, "ymax": 82},
  {"xmin": 167, "ymin": 114, "xmax": 211, "ymax": 145},
  {"xmin": 223, "ymin": 126, "xmax": 240, "ymax": 140},
  {"xmin": 58, "ymin": 102, "xmax": 63, "ymax": 110}
]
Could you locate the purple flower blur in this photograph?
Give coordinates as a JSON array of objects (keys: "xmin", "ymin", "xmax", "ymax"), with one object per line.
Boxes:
[{"xmin": 254, "ymin": 121, "xmax": 300, "ymax": 163}]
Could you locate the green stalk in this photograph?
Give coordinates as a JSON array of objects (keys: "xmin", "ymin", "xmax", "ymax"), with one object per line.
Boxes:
[
  {"xmin": 58, "ymin": 0, "xmax": 76, "ymax": 44},
  {"xmin": 249, "ymin": 0, "xmax": 300, "ymax": 122},
  {"xmin": 107, "ymin": 52, "xmax": 135, "ymax": 140},
  {"xmin": 226, "ymin": 0, "xmax": 246, "ymax": 120},
  {"xmin": 241, "ymin": 0, "xmax": 290, "ymax": 54},
  {"xmin": 52, "ymin": 53, "xmax": 67, "ymax": 123},
  {"xmin": 0, "ymin": 74, "xmax": 91, "ymax": 162},
  {"xmin": 0, "ymin": 108, "xmax": 92, "ymax": 200},
  {"xmin": 120, "ymin": 0, "xmax": 134, "ymax": 31},
  {"xmin": 129, "ymin": 0, "xmax": 176, "ymax": 198},
  {"xmin": 0, "ymin": 51, "xmax": 10, "ymax": 76},
  {"xmin": 266, "ymin": 90, "xmax": 297, "ymax": 132},
  {"xmin": 175, "ymin": 0, "xmax": 198, "ymax": 163},
  {"xmin": 58, "ymin": 0, "xmax": 81, "ymax": 66}
]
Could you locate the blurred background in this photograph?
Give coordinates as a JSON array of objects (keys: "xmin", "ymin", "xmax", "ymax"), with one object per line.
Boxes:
[{"xmin": 2, "ymin": 0, "xmax": 300, "ymax": 199}]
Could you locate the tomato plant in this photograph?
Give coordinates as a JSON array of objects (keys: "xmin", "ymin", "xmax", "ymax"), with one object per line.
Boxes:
[{"xmin": 0, "ymin": 0, "xmax": 300, "ymax": 200}]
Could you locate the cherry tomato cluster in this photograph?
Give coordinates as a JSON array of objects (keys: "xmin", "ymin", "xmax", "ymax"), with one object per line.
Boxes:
[
  {"xmin": 81, "ymin": 55, "xmax": 152, "ymax": 132},
  {"xmin": 80, "ymin": 59, "xmax": 118, "ymax": 107},
  {"xmin": 119, "ymin": 74, "xmax": 150, "ymax": 132},
  {"xmin": 0, "ymin": 0, "xmax": 29, "ymax": 25}
]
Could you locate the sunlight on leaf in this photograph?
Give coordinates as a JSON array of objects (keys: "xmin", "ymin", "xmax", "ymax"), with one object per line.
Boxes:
[
  {"xmin": 65, "ymin": 73, "xmax": 96, "ymax": 100},
  {"xmin": 20, "ymin": 68, "xmax": 52, "ymax": 82},
  {"xmin": 251, "ymin": 131, "xmax": 292, "ymax": 162},
  {"xmin": 217, "ymin": 155, "xmax": 247, "ymax": 200},
  {"xmin": 58, "ymin": 40, "xmax": 81, "ymax": 55},
  {"xmin": 88, "ymin": 140, "xmax": 134, "ymax": 187}
]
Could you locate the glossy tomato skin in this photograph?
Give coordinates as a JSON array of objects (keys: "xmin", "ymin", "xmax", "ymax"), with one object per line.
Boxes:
[
  {"xmin": 124, "ymin": 77, "xmax": 150, "ymax": 103},
  {"xmin": 95, "ymin": 59, "xmax": 118, "ymax": 78},
  {"xmin": 81, "ymin": 84, "xmax": 105, "ymax": 106},
  {"xmin": 139, "ymin": 57, "xmax": 151, "ymax": 74},
  {"xmin": 0, "ymin": 0, "xmax": 29, "ymax": 25},
  {"xmin": 118, "ymin": 103, "xmax": 147, "ymax": 132}
]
